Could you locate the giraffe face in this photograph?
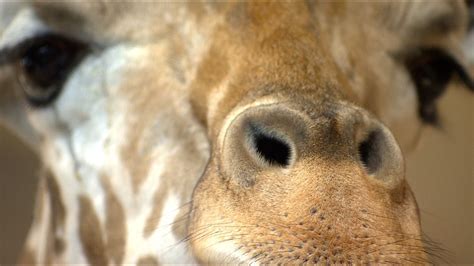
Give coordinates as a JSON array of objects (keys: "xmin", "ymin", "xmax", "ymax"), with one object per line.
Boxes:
[
  {"xmin": 0, "ymin": 1, "xmax": 472, "ymax": 264},
  {"xmin": 0, "ymin": 3, "xmax": 212, "ymax": 263}
]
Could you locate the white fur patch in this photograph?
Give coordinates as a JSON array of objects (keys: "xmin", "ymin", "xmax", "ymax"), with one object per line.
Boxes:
[
  {"xmin": 197, "ymin": 238, "xmax": 252, "ymax": 265},
  {"xmin": 152, "ymin": 193, "xmax": 197, "ymax": 264},
  {"xmin": 0, "ymin": 7, "xmax": 48, "ymax": 50}
]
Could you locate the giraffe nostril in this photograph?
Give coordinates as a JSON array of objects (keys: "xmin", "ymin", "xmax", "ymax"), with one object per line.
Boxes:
[
  {"xmin": 248, "ymin": 124, "xmax": 292, "ymax": 167},
  {"xmin": 355, "ymin": 124, "xmax": 404, "ymax": 188},
  {"xmin": 358, "ymin": 130, "xmax": 382, "ymax": 174},
  {"xmin": 253, "ymin": 133, "xmax": 291, "ymax": 166}
]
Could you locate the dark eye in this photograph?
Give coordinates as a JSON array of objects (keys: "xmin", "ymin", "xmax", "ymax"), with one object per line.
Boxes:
[
  {"xmin": 404, "ymin": 48, "xmax": 473, "ymax": 125},
  {"xmin": 17, "ymin": 34, "xmax": 87, "ymax": 107}
]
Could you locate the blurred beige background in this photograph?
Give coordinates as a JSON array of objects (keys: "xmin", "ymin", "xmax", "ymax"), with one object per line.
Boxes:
[{"xmin": 0, "ymin": 86, "xmax": 472, "ymax": 263}]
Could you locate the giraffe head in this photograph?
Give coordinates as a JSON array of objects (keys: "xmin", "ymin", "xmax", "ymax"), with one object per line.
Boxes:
[{"xmin": 0, "ymin": 1, "xmax": 472, "ymax": 264}]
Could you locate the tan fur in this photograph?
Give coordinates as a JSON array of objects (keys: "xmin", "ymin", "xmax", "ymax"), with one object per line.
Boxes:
[
  {"xmin": 1, "ymin": 0, "xmax": 471, "ymax": 264},
  {"xmin": 18, "ymin": 170, "xmax": 68, "ymax": 264},
  {"xmin": 45, "ymin": 172, "xmax": 67, "ymax": 256},
  {"xmin": 102, "ymin": 176, "xmax": 126, "ymax": 265},
  {"xmin": 188, "ymin": 1, "xmax": 469, "ymax": 264},
  {"xmin": 78, "ymin": 196, "xmax": 108, "ymax": 266},
  {"xmin": 143, "ymin": 180, "xmax": 169, "ymax": 238},
  {"xmin": 136, "ymin": 255, "xmax": 159, "ymax": 266}
]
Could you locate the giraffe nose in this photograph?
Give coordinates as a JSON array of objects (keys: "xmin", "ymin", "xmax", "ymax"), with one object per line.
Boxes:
[{"xmin": 220, "ymin": 102, "xmax": 404, "ymax": 188}]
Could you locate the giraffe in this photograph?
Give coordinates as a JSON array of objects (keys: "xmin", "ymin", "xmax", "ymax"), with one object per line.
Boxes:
[{"xmin": 0, "ymin": 1, "xmax": 472, "ymax": 264}]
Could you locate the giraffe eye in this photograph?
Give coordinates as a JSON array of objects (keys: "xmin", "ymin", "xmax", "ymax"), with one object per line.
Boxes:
[
  {"xmin": 16, "ymin": 34, "xmax": 87, "ymax": 107},
  {"xmin": 404, "ymin": 48, "xmax": 473, "ymax": 125}
]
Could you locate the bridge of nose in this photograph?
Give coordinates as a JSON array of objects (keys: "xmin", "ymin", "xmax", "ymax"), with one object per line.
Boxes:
[{"xmin": 189, "ymin": 2, "xmax": 358, "ymax": 135}]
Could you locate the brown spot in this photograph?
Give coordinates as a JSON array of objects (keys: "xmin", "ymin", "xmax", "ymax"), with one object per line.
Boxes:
[
  {"xmin": 45, "ymin": 220, "xmax": 54, "ymax": 265},
  {"xmin": 118, "ymin": 59, "xmax": 171, "ymax": 193},
  {"xmin": 18, "ymin": 247, "xmax": 36, "ymax": 265},
  {"xmin": 79, "ymin": 196, "xmax": 108, "ymax": 266},
  {"xmin": 122, "ymin": 135, "xmax": 152, "ymax": 194},
  {"xmin": 137, "ymin": 255, "xmax": 159, "ymax": 266},
  {"xmin": 102, "ymin": 177, "xmax": 126, "ymax": 265},
  {"xmin": 45, "ymin": 172, "xmax": 66, "ymax": 226},
  {"xmin": 143, "ymin": 152, "xmax": 204, "ymax": 240},
  {"xmin": 189, "ymin": 41, "xmax": 230, "ymax": 126},
  {"xmin": 116, "ymin": 34, "xmax": 210, "ymax": 193},
  {"xmin": 171, "ymin": 204, "xmax": 191, "ymax": 241},
  {"xmin": 143, "ymin": 183, "xmax": 168, "ymax": 237},
  {"xmin": 33, "ymin": 175, "xmax": 47, "ymax": 226},
  {"xmin": 27, "ymin": 171, "xmax": 63, "ymax": 264},
  {"xmin": 54, "ymin": 238, "xmax": 65, "ymax": 255},
  {"xmin": 45, "ymin": 171, "xmax": 67, "ymax": 255},
  {"xmin": 41, "ymin": 191, "xmax": 55, "ymax": 265}
]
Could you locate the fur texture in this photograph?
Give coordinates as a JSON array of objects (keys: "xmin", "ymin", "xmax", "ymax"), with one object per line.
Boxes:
[{"xmin": 0, "ymin": 1, "xmax": 472, "ymax": 264}]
